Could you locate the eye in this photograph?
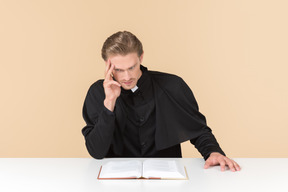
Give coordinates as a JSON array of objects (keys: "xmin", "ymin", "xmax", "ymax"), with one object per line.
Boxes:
[
  {"xmin": 129, "ymin": 66, "xmax": 135, "ymax": 70},
  {"xmin": 114, "ymin": 69, "xmax": 123, "ymax": 72}
]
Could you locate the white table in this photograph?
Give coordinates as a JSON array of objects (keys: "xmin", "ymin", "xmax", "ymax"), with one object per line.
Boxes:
[{"xmin": 0, "ymin": 158, "xmax": 287, "ymax": 192}]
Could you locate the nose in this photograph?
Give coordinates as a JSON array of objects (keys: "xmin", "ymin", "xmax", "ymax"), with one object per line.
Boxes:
[{"xmin": 123, "ymin": 70, "xmax": 131, "ymax": 81}]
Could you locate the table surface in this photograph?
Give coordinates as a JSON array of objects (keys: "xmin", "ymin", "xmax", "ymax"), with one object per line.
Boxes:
[{"xmin": 0, "ymin": 158, "xmax": 288, "ymax": 192}]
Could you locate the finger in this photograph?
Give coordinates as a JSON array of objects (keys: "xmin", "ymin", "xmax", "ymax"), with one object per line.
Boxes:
[
  {"xmin": 105, "ymin": 63, "xmax": 115, "ymax": 81},
  {"xmin": 104, "ymin": 59, "xmax": 113, "ymax": 79},
  {"xmin": 204, "ymin": 159, "xmax": 213, "ymax": 169},
  {"xmin": 234, "ymin": 161, "xmax": 241, "ymax": 171},
  {"xmin": 225, "ymin": 159, "xmax": 236, "ymax": 172},
  {"xmin": 219, "ymin": 159, "xmax": 226, "ymax": 172},
  {"xmin": 104, "ymin": 80, "xmax": 121, "ymax": 88},
  {"xmin": 105, "ymin": 59, "xmax": 111, "ymax": 74},
  {"xmin": 204, "ymin": 161, "xmax": 210, "ymax": 169},
  {"xmin": 227, "ymin": 159, "xmax": 241, "ymax": 172}
]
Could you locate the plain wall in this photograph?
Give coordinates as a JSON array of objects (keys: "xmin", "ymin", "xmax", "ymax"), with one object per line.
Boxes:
[{"xmin": 1, "ymin": 0, "xmax": 287, "ymax": 158}]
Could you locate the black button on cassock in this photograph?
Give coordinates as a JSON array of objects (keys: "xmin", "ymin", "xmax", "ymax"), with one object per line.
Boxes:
[
  {"xmin": 141, "ymin": 142, "xmax": 146, "ymax": 148},
  {"xmin": 139, "ymin": 116, "xmax": 145, "ymax": 122}
]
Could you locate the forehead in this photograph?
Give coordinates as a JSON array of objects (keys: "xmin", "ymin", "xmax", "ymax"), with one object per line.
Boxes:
[{"xmin": 109, "ymin": 53, "xmax": 139, "ymax": 69}]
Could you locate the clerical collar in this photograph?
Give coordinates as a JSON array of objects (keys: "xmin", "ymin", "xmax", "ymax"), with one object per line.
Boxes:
[{"xmin": 131, "ymin": 86, "xmax": 138, "ymax": 92}]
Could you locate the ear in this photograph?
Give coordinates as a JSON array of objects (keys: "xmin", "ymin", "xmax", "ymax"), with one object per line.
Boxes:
[{"xmin": 139, "ymin": 52, "xmax": 144, "ymax": 63}]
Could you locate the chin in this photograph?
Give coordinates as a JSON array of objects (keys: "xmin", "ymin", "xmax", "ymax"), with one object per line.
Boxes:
[{"xmin": 121, "ymin": 84, "xmax": 136, "ymax": 90}]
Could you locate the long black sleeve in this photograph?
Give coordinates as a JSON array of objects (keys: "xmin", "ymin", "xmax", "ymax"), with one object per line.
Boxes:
[
  {"xmin": 181, "ymin": 78, "xmax": 226, "ymax": 160},
  {"xmin": 82, "ymin": 81, "xmax": 116, "ymax": 159},
  {"xmin": 177, "ymin": 76, "xmax": 226, "ymax": 160},
  {"xmin": 190, "ymin": 127, "xmax": 226, "ymax": 160}
]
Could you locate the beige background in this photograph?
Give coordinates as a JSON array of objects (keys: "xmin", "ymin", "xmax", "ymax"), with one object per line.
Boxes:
[{"xmin": 1, "ymin": 0, "xmax": 287, "ymax": 158}]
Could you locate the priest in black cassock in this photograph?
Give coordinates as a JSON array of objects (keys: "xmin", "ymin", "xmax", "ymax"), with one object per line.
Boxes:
[{"xmin": 82, "ymin": 31, "xmax": 241, "ymax": 172}]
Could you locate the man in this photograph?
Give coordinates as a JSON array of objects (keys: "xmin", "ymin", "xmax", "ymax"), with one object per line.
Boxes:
[{"xmin": 82, "ymin": 31, "xmax": 240, "ymax": 172}]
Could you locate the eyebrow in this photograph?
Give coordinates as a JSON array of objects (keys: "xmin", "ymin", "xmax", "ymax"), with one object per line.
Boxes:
[{"xmin": 114, "ymin": 63, "xmax": 137, "ymax": 71}]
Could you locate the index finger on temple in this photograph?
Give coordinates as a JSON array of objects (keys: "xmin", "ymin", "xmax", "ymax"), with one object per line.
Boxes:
[
  {"xmin": 105, "ymin": 59, "xmax": 111, "ymax": 74},
  {"xmin": 105, "ymin": 62, "xmax": 115, "ymax": 80}
]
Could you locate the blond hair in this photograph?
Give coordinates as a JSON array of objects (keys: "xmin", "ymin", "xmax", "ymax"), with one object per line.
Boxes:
[{"xmin": 101, "ymin": 31, "xmax": 143, "ymax": 61}]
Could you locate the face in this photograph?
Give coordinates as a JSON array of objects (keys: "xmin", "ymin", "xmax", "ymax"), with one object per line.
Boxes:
[{"xmin": 109, "ymin": 52, "xmax": 143, "ymax": 90}]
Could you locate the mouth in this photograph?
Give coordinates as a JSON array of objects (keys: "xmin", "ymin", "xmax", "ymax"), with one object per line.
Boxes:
[{"xmin": 122, "ymin": 80, "xmax": 133, "ymax": 86}]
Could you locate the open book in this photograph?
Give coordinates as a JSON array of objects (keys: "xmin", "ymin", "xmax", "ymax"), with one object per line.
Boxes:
[{"xmin": 97, "ymin": 159, "xmax": 188, "ymax": 180}]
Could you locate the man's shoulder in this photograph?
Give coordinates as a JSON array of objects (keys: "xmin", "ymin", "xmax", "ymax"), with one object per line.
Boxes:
[
  {"xmin": 90, "ymin": 79, "xmax": 104, "ymax": 87},
  {"xmin": 87, "ymin": 79, "xmax": 105, "ymax": 94},
  {"xmin": 148, "ymin": 70, "xmax": 185, "ymax": 87}
]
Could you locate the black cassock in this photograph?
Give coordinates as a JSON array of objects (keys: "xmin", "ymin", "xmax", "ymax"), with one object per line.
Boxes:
[{"xmin": 82, "ymin": 65, "xmax": 225, "ymax": 160}]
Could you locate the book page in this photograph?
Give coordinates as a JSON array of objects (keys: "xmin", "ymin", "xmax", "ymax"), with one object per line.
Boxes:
[
  {"xmin": 142, "ymin": 159, "xmax": 186, "ymax": 179},
  {"xmin": 99, "ymin": 160, "xmax": 142, "ymax": 179}
]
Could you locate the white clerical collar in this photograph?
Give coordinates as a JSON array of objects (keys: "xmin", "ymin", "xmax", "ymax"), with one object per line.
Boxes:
[{"xmin": 131, "ymin": 85, "xmax": 138, "ymax": 93}]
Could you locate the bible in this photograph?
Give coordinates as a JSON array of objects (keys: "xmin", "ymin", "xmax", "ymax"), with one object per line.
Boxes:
[{"xmin": 97, "ymin": 159, "xmax": 188, "ymax": 180}]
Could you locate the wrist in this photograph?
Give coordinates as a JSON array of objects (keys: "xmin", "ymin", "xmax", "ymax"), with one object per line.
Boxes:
[
  {"xmin": 104, "ymin": 98, "xmax": 116, "ymax": 112},
  {"xmin": 206, "ymin": 152, "xmax": 225, "ymax": 160},
  {"xmin": 210, "ymin": 152, "xmax": 221, "ymax": 156}
]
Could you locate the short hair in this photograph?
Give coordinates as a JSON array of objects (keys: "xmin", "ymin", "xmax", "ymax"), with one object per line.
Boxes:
[{"xmin": 101, "ymin": 31, "xmax": 143, "ymax": 61}]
